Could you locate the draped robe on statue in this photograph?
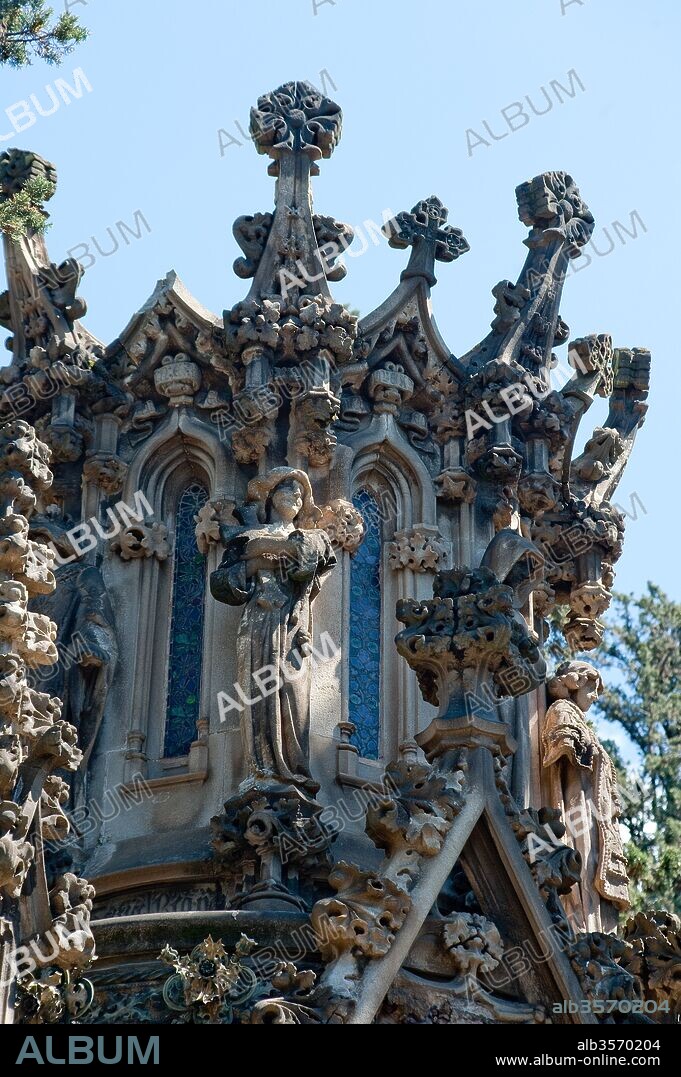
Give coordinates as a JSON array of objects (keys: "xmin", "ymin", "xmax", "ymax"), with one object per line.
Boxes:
[
  {"xmin": 542, "ymin": 683, "xmax": 629, "ymax": 933},
  {"xmin": 212, "ymin": 520, "xmax": 335, "ymax": 793}
]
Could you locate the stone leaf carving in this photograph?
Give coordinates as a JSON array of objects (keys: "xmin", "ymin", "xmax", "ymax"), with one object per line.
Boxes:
[
  {"xmin": 568, "ymin": 933, "xmax": 644, "ymax": 1018},
  {"xmin": 16, "ymin": 967, "xmax": 94, "ymax": 1025},
  {"xmin": 621, "ymin": 911, "xmax": 681, "ymax": 1019},
  {"xmin": 250, "ymin": 80, "xmax": 343, "ymax": 162},
  {"xmin": 311, "ymin": 861, "xmax": 412, "ymax": 965},
  {"xmin": 491, "ymin": 280, "xmax": 531, "ymax": 333},
  {"xmin": 226, "ymin": 294, "xmax": 358, "ymax": 367},
  {"xmin": 194, "ymin": 499, "xmax": 236, "ymax": 556},
  {"xmin": 0, "ymin": 419, "xmax": 96, "ymax": 1024},
  {"xmin": 388, "ymin": 525, "xmax": 449, "ymax": 573},
  {"xmin": 30, "ymin": 873, "xmax": 96, "ymax": 972},
  {"xmin": 443, "ymin": 912, "xmax": 504, "ymax": 979},
  {"xmin": 435, "ymin": 468, "xmax": 477, "ymax": 505},
  {"xmin": 531, "ymin": 500, "xmax": 624, "ymax": 652},
  {"xmin": 516, "ymin": 171, "xmax": 595, "ymax": 253},
  {"xmin": 396, "ymin": 531, "xmax": 546, "ymax": 718},
  {"xmin": 573, "ymin": 427, "xmax": 623, "ymax": 483},
  {"xmin": 82, "ymin": 453, "xmax": 128, "ymax": 496},
  {"xmin": 111, "ymin": 523, "xmax": 170, "ymax": 562},
  {"xmin": 233, "ymin": 212, "xmax": 274, "ymax": 279},
  {"xmin": 316, "ymin": 499, "xmax": 365, "ymax": 554},
  {"xmin": 309, "ymin": 745, "xmax": 467, "ymax": 1015},
  {"xmin": 366, "ymin": 754, "xmax": 464, "ymax": 865}
]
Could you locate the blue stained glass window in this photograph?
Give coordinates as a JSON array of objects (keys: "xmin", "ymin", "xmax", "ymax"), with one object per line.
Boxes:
[
  {"xmin": 163, "ymin": 482, "xmax": 209, "ymax": 758},
  {"xmin": 348, "ymin": 489, "xmax": 382, "ymax": 759}
]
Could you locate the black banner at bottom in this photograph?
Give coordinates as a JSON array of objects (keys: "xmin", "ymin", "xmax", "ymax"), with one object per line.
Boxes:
[{"xmin": 0, "ymin": 1021, "xmax": 678, "ymax": 1068}]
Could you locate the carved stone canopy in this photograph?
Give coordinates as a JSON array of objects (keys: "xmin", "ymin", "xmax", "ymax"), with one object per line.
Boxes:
[{"xmin": 0, "ymin": 78, "xmax": 656, "ymax": 1028}]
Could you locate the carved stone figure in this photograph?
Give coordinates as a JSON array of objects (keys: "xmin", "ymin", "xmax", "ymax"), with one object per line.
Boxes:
[
  {"xmin": 542, "ymin": 660, "xmax": 629, "ymax": 932},
  {"xmin": 0, "ymin": 88, "xmax": 664, "ymax": 1028},
  {"xmin": 28, "ymin": 536, "xmax": 118, "ymax": 807},
  {"xmin": 210, "ymin": 468, "xmax": 335, "ymax": 793}
]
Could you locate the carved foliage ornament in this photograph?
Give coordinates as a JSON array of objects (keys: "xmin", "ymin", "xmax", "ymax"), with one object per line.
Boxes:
[
  {"xmin": 316, "ymin": 499, "xmax": 365, "ymax": 554},
  {"xmin": 396, "ymin": 531, "xmax": 546, "ymax": 716},
  {"xmin": 250, "ymin": 81, "xmax": 343, "ymax": 162},
  {"xmin": 111, "ymin": 523, "xmax": 170, "ymax": 562},
  {"xmin": 387, "ymin": 526, "xmax": 449, "ymax": 573},
  {"xmin": 160, "ymin": 934, "xmax": 323, "ymax": 1025},
  {"xmin": 516, "ymin": 171, "xmax": 595, "ymax": 254},
  {"xmin": 310, "ymin": 747, "xmax": 467, "ymax": 1010},
  {"xmin": 622, "ymin": 911, "xmax": 681, "ymax": 1018},
  {"xmin": 0, "ymin": 420, "xmax": 95, "ymax": 1023}
]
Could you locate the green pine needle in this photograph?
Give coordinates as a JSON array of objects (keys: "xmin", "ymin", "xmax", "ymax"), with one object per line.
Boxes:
[
  {"xmin": 0, "ymin": 1, "xmax": 88, "ymax": 67},
  {"xmin": 0, "ymin": 176, "xmax": 55, "ymax": 237}
]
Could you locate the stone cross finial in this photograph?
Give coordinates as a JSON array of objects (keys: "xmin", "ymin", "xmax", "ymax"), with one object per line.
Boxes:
[{"xmin": 383, "ymin": 196, "xmax": 469, "ymax": 286}]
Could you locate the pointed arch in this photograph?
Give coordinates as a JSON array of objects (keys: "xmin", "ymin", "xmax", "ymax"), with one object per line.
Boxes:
[
  {"xmin": 113, "ymin": 411, "xmax": 233, "ymax": 773},
  {"xmin": 123, "ymin": 408, "xmax": 234, "ymax": 508}
]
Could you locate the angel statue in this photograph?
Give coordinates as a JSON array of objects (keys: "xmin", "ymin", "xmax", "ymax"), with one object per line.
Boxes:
[{"xmin": 210, "ymin": 468, "xmax": 336, "ymax": 795}]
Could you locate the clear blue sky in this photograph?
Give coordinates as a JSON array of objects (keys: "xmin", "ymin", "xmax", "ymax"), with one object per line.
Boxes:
[{"xmin": 1, "ymin": 0, "xmax": 678, "ymax": 604}]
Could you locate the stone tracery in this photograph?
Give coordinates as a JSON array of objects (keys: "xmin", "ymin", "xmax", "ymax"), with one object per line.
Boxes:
[{"xmin": 0, "ymin": 80, "xmax": 667, "ymax": 1027}]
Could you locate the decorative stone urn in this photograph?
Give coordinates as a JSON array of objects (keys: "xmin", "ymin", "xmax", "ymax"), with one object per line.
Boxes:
[{"xmin": 154, "ymin": 353, "xmax": 202, "ymax": 406}]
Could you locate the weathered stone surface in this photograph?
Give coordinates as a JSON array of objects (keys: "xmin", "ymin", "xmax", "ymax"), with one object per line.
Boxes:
[
  {"xmin": 0, "ymin": 83, "xmax": 659, "ymax": 1027},
  {"xmin": 543, "ymin": 661, "xmax": 629, "ymax": 932},
  {"xmin": 0, "ymin": 418, "xmax": 95, "ymax": 1024}
]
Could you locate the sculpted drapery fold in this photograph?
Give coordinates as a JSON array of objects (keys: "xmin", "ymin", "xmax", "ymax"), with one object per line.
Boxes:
[
  {"xmin": 0, "ymin": 83, "xmax": 666, "ymax": 1026},
  {"xmin": 211, "ymin": 468, "xmax": 335, "ymax": 793},
  {"xmin": 542, "ymin": 661, "xmax": 629, "ymax": 933}
]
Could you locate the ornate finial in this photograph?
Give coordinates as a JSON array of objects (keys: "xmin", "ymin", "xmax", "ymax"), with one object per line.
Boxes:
[
  {"xmin": 250, "ymin": 80, "xmax": 342, "ymax": 162},
  {"xmin": 0, "ymin": 148, "xmax": 57, "ymax": 200},
  {"xmin": 515, "ymin": 171, "xmax": 594, "ymax": 254},
  {"xmin": 385, "ymin": 197, "xmax": 469, "ymax": 262},
  {"xmin": 568, "ymin": 334, "xmax": 615, "ymax": 397},
  {"xmin": 383, "ymin": 196, "xmax": 469, "ymax": 286}
]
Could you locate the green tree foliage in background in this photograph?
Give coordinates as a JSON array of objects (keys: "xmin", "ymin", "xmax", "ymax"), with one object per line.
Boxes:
[
  {"xmin": 0, "ymin": 0, "xmax": 87, "ymax": 67},
  {"xmin": 598, "ymin": 586, "xmax": 681, "ymax": 915},
  {"xmin": 548, "ymin": 586, "xmax": 681, "ymax": 915},
  {"xmin": 0, "ymin": 174, "xmax": 54, "ymax": 236}
]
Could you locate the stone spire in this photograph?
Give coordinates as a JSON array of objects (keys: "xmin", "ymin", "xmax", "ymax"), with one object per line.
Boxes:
[{"xmin": 223, "ymin": 81, "xmax": 358, "ymax": 470}]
